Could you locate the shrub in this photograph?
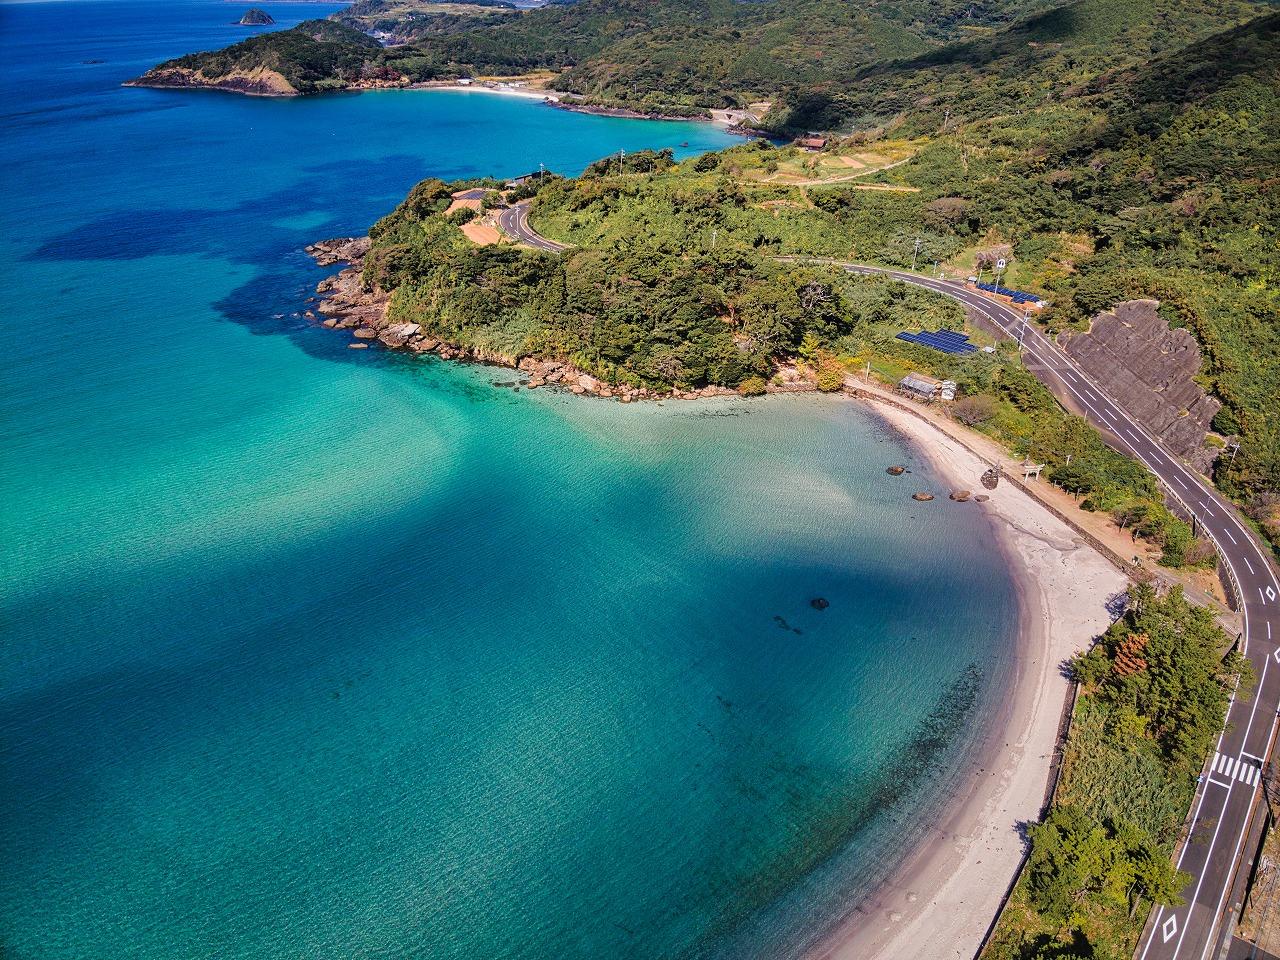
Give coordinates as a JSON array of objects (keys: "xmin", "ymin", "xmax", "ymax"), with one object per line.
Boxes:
[
  {"xmin": 815, "ymin": 361, "xmax": 844, "ymax": 392},
  {"xmin": 738, "ymin": 376, "xmax": 767, "ymax": 396},
  {"xmin": 951, "ymin": 394, "xmax": 997, "ymax": 427}
]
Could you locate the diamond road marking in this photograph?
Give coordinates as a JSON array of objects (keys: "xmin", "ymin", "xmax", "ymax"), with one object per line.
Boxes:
[{"xmin": 1162, "ymin": 914, "xmax": 1178, "ymax": 942}]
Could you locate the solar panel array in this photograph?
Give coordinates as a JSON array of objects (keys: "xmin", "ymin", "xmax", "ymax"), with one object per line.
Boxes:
[
  {"xmin": 895, "ymin": 329, "xmax": 978, "ymax": 355},
  {"xmin": 975, "ymin": 281, "xmax": 1042, "ymax": 306}
]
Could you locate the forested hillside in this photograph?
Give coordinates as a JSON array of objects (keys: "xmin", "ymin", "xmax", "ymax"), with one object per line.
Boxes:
[{"xmin": 134, "ymin": 0, "xmax": 1272, "ymax": 119}]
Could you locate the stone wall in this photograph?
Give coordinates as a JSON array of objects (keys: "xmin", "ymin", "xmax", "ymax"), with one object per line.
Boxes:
[{"xmin": 1063, "ymin": 300, "xmax": 1221, "ymax": 469}]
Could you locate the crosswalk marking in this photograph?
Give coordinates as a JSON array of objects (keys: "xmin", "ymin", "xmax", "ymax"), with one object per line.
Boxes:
[{"xmin": 1213, "ymin": 751, "xmax": 1262, "ymax": 787}]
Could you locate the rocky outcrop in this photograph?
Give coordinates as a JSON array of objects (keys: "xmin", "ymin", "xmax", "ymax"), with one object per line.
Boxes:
[
  {"xmin": 1062, "ymin": 300, "xmax": 1223, "ymax": 469},
  {"xmin": 306, "ymin": 236, "xmax": 370, "ymax": 266},
  {"xmin": 237, "ymin": 9, "xmax": 275, "ymax": 25},
  {"xmin": 126, "ymin": 66, "xmax": 297, "ymax": 96}
]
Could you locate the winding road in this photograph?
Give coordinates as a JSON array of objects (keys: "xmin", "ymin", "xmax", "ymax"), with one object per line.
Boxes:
[
  {"xmin": 838, "ymin": 264, "xmax": 1280, "ymax": 960},
  {"xmin": 502, "ymin": 212, "xmax": 1280, "ymax": 956},
  {"xmin": 496, "ymin": 201, "xmax": 568, "ymax": 253}
]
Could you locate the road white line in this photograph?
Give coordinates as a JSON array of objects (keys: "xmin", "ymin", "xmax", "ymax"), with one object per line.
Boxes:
[
  {"xmin": 1245, "ymin": 557, "xmax": 1256, "ymax": 575},
  {"xmin": 1225, "ymin": 528, "xmax": 1238, "ymax": 544},
  {"xmin": 1209, "ymin": 777, "xmax": 1233, "ymax": 789},
  {"xmin": 1194, "ymin": 653, "xmax": 1272, "ymax": 960}
]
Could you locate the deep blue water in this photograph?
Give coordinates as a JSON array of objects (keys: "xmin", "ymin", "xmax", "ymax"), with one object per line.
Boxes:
[{"xmin": 0, "ymin": 4, "xmax": 1020, "ymax": 958}]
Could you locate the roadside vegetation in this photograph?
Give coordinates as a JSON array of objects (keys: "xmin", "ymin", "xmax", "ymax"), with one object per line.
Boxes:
[{"xmin": 982, "ymin": 585, "xmax": 1251, "ymax": 959}]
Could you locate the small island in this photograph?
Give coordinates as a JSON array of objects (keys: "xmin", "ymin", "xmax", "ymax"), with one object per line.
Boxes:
[{"xmin": 237, "ymin": 9, "xmax": 275, "ymax": 26}]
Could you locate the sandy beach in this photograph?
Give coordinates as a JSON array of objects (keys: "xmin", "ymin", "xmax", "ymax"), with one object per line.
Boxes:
[
  {"xmin": 408, "ymin": 83, "xmax": 560, "ymax": 102},
  {"xmin": 812, "ymin": 395, "xmax": 1130, "ymax": 960}
]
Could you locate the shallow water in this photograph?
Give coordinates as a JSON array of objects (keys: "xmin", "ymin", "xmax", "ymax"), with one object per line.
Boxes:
[{"xmin": 0, "ymin": 4, "xmax": 1019, "ymax": 958}]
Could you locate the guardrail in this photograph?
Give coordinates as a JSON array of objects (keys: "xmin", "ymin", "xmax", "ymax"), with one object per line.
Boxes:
[{"xmin": 1156, "ymin": 475, "xmax": 1243, "ymax": 614}]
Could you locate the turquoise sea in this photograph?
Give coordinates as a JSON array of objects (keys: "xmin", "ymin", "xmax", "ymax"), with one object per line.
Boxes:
[{"xmin": 0, "ymin": 4, "xmax": 1020, "ymax": 958}]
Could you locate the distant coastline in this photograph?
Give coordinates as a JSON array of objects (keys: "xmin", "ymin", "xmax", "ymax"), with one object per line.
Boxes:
[{"xmin": 124, "ymin": 72, "xmax": 760, "ymax": 130}]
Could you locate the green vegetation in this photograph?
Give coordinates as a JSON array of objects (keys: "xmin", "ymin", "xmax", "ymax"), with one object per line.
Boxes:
[
  {"xmin": 983, "ymin": 585, "xmax": 1250, "ymax": 958},
  {"xmin": 335, "ymin": 0, "xmax": 518, "ymax": 45},
  {"xmin": 359, "ymin": 144, "xmax": 1204, "ymax": 563},
  {"xmin": 153, "ymin": 21, "xmax": 384, "ymax": 93},
  {"xmin": 139, "ymin": 0, "xmax": 1269, "ymax": 122}
]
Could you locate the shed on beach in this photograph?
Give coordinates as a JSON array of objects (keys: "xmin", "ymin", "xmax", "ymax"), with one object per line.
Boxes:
[{"xmin": 897, "ymin": 372, "xmax": 956, "ymax": 402}]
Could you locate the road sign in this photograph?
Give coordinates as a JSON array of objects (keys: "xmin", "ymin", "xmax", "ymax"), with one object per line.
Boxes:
[{"xmin": 996, "ymin": 258, "xmax": 1007, "ymax": 271}]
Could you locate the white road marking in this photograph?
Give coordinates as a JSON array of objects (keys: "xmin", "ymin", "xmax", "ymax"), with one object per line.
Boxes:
[
  {"xmin": 1245, "ymin": 556, "xmax": 1256, "ymax": 575},
  {"xmin": 1225, "ymin": 528, "xmax": 1238, "ymax": 544},
  {"xmin": 1209, "ymin": 776, "xmax": 1233, "ymax": 789},
  {"xmin": 1163, "ymin": 915, "xmax": 1179, "ymax": 942}
]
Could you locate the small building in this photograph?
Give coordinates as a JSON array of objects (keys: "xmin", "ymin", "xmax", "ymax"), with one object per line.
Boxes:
[
  {"xmin": 504, "ymin": 174, "xmax": 536, "ymax": 189},
  {"xmin": 897, "ymin": 372, "xmax": 956, "ymax": 402},
  {"xmin": 899, "ymin": 372, "xmax": 941, "ymax": 400},
  {"xmin": 795, "ymin": 135, "xmax": 828, "ymax": 151}
]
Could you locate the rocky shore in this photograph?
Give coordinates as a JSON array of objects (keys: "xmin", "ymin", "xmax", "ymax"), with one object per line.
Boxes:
[{"xmin": 306, "ymin": 237, "xmax": 814, "ymax": 402}]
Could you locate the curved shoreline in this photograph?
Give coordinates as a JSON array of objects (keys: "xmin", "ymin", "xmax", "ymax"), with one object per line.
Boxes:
[
  {"xmin": 307, "ymin": 230, "xmax": 1128, "ymax": 956},
  {"xmin": 812, "ymin": 397, "xmax": 1129, "ymax": 960}
]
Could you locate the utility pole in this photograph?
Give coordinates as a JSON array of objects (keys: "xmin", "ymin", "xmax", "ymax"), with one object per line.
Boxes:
[
  {"xmin": 1018, "ymin": 306, "xmax": 1029, "ymax": 350},
  {"xmin": 932, "ymin": 259, "xmax": 939, "ymax": 278},
  {"xmin": 911, "ymin": 237, "xmax": 922, "ymax": 272},
  {"xmin": 711, "ymin": 227, "xmax": 717, "ymax": 248}
]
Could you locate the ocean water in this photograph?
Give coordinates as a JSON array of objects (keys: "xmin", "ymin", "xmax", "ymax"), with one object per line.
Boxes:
[{"xmin": 0, "ymin": 4, "xmax": 1020, "ymax": 959}]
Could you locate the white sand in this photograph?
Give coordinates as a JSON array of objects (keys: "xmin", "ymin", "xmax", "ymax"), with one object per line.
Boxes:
[
  {"xmin": 409, "ymin": 83, "xmax": 559, "ymax": 102},
  {"xmin": 811, "ymin": 397, "xmax": 1129, "ymax": 960}
]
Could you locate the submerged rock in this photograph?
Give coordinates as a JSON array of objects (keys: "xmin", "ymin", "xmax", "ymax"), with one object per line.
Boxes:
[
  {"xmin": 810, "ymin": 597, "xmax": 830, "ymax": 610},
  {"xmin": 912, "ymin": 492, "xmax": 935, "ymax": 502},
  {"xmin": 887, "ymin": 465, "xmax": 906, "ymax": 475}
]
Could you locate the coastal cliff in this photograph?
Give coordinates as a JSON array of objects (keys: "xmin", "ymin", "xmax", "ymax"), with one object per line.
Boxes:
[
  {"xmin": 127, "ymin": 21, "xmax": 384, "ymax": 96},
  {"xmin": 128, "ymin": 65, "xmax": 297, "ymax": 96}
]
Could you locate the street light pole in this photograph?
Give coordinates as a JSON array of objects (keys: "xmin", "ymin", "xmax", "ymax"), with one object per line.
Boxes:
[{"xmin": 911, "ymin": 237, "xmax": 922, "ymax": 272}]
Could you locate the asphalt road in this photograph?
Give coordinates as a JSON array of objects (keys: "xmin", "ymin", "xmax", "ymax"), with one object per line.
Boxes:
[
  {"xmin": 496, "ymin": 201, "xmax": 567, "ymax": 253},
  {"xmin": 839, "ymin": 263, "xmax": 1280, "ymax": 960},
  {"xmin": 501, "ymin": 223, "xmax": 1280, "ymax": 954}
]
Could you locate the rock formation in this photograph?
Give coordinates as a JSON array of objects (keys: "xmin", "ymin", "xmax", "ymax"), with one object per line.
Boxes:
[
  {"xmin": 1063, "ymin": 300, "xmax": 1222, "ymax": 470},
  {"xmin": 237, "ymin": 9, "xmax": 275, "ymax": 25}
]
